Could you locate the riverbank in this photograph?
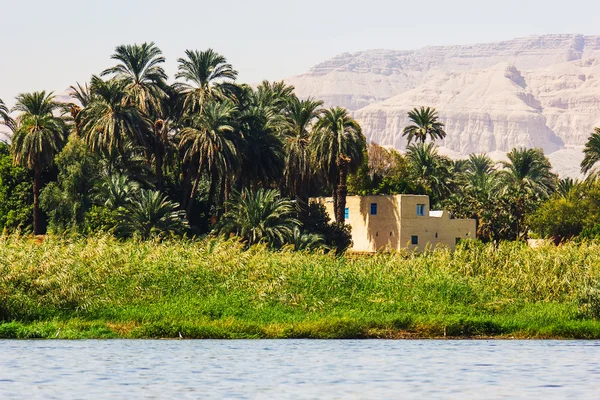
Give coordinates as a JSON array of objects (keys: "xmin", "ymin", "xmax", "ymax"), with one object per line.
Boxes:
[{"xmin": 1, "ymin": 235, "xmax": 600, "ymax": 339}]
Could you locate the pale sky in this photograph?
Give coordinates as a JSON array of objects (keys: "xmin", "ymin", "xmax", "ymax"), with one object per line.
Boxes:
[{"xmin": 1, "ymin": 0, "xmax": 600, "ymax": 108}]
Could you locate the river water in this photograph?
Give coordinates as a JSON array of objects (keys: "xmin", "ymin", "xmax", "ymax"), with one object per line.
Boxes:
[{"xmin": 1, "ymin": 340, "xmax": 599, "ymax": 399}]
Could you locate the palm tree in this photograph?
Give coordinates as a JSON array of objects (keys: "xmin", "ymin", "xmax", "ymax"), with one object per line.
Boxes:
[
  {"xmin": 289, "ymin": 226, "xmax": 325, "ymax": 251},
  {"xmin": 116, "ymin": 189, "xmax": 188, "ymax": 240},
  {"xmin": 500, "ymin": 148, "xmax": 556, "ymax": 198},
  {"xmin": 68, "ymin": 82, "xmax": 94, "ymax": 135},
  {"xmin": 0, "ymin": 98, "xmax": 14, "ymax": 131},
  {"xmin": 178, "ymin": 100, "xmax": 239, "ymax": 217},
  {"xmin": 255, "ymin": 80, "xmax": 295, "ymax": 113},
  {"xmin": 217, "ymin": 188, "xmax": 300, "ymax": 247},
  {"xmin": 581, "ymin": 128, "xmax": 600, "ymax": 174},
  {"xmin": 405, "ymin": 142, "xmax": 452, "ymax": 206},
  {"xmin": 499, "ymin": 147, "xmax": 556, "ymax": 239},
  {"xmin": 175, "ymin": 49, "xmax": 238, "ymax": 115},
  {"xmin": 101, "ymin": 42, "xmax": 167, "ymax": 116},
  {"xmin": 281, "ymin": 96, "xmax": 323, "ymax": 199},
  {"xmin": 464, "ymin": 153, "xmax": 497, "ymax": 192},
  {"xmin": 236, "ymin": 87, "xmax": 285, "ymax": 190},
  {"xmin": 402, "ymin": 106, "xmax": 446, "ymax": 145},
  {"xmin": 100, "ymin": 173, "xmax": 140, "ymax": 209},
  {"xmin": 313, "ymin": 107, "xmax": 366, "ymax": 223},
  {"xmin": 78, "ymin": 76, "xmax": 148, "ymax": 156},
  {"xmin": 11, "ymin": 91, "xmax": 68, "ymax": 234},
  {"xmin": 556, "ymin": 177, "xmax": 579, "ymax": 199}
]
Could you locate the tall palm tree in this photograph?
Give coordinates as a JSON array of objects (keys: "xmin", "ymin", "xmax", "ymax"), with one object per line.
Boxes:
[
  {"xmin": 0, "ymin": 98, "xmax": 14, "ymax": 131},
  {"xmin": 11, "ymin": 91, "xmax": 68, "ymax": 234},
  {"xmin": 101, "ymin": 42, "xmax": 167, "ymax": 116},
  {"xmin": 78, "ymin": 76, "xmax": 148, "ymax": 157},
  {"xmin": 179, "ymin": 100, "xmax": 239, "ymax": 217},
  {"xmin": 101, "ymin": 43, "xmax": 171, "ymax": 190},
  {"xmin": 174, "ymin": 49, "xmax": 238, "ymax": 115},
  {"xmin": 402, "ymin": 106, "xmax": 446, "ymax": 145},
  {"xmin": 313, "ymin": 107, "xmax": 366, "ymax": 223},
  {"xmin": 280, "ymin": 96, "xmax": 323, "ymax": 199},
  {"xmin": 217, "ymin": 188, "xmax": 300, "ymax": 247},
  {"xmin": 68, "ymin": 82, "xmax": 93, "ymax": 135},
  {"xmin": 255, "ymin": 80, "xmax": 295, "ymax": 113},
  {"xmin": 236, "ymin": 86, "xmax": 285, "ymax": 190},
  {"xmin": 500, "ymin": 148, "xmax": 556, "ymax": 198},
  {"xmin": 464, "ymin": 153, "xmax": 497, "ymax": 191},
  {"xmin": 581, "ymin": 128, "xmax": 600, "ymax": 174},
  {"xmin": 499, "ymin": 147, "xmax": 556, "ymax": 239}
]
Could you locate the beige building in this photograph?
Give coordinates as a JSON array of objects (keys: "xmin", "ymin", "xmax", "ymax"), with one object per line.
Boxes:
[{"xmin": 311, "ymin": 194, "xmax": 476, "ymax": 252}]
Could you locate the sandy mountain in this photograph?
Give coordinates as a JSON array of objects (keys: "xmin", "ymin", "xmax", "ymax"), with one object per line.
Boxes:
[{"xmin": 286, "ymin": 34, "xmax": 600, "ymax": 177}]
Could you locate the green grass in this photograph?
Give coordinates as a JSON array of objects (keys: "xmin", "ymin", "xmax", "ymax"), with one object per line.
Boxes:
[{"xmin": 2, "ymin": 235, "xmax": 600, "ymax": 339}]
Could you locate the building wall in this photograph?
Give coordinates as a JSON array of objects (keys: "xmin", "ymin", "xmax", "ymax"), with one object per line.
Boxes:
[{"xmin": 311, "ymin": 195, "xmax": 476, "ymax": 252}]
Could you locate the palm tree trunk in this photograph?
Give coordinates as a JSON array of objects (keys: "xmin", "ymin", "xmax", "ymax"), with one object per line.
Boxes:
[
  {"xmin": 154, "ymin": 120, "xmax": 165, "ymax": 192},
  {"xmin": 33, "ymin": 165, "xmax": 42, "ymax": 235},
  {"xmin": 186, "ymin": 172, "xmax": 200, "ymax": 220},
  {"xmin": 224, "ymin": 178, "xmax": 232, "ymax": 213},
  {"xmin": 335, "ymin": 156, "xmax": 349, "ymax": 224},
  {"xmin": 207, "ymin": 168, "xmax": 219, "ymax": 214},
  {"xmin": 180, "ymin": 160, "xmax": 193, "ymax": 211}
]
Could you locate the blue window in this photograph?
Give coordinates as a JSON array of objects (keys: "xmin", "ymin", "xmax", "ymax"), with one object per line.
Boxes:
[
  {"xmin": 411, "ymin": 235, "xmax": 419, "ymax": 245},
  {"xmin": 416, "ymin": 204, "xmax": 426, "ymax": 216},
  {"xmin": 370, "ymin": 203, "xmax": 377, "ymax": 215},
  {"xmin": 344, "ymin": 207, "xmax": 349, "ymax": 219}
]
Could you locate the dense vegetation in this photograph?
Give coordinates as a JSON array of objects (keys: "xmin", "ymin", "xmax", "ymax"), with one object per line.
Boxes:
[
  {"xmin": 1, "ymin": 236, "xmax": 600, "ymax": 339},
  {"xmin": 2, "ymin": 43, "xmax": 600, "ymax": 339},
  {"xmin": 1, "ymin": 42, "xmax": 600, "ymax": 245}
]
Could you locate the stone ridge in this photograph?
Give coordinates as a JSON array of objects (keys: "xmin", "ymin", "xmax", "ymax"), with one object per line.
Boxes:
[{"xmin": 286, "ymin": 34, "xmax": 600, "ymax": 178}]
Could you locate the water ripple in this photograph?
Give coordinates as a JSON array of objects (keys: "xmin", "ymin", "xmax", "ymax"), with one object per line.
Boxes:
[{"xmin": 0, "ymin": 340, "xmax": 599, "ymax": 399}]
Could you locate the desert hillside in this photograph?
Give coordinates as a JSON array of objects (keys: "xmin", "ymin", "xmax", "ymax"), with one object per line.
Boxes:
[{"xmin": 287, "ymin": 34, "xmax": 600, "ymax": 178}]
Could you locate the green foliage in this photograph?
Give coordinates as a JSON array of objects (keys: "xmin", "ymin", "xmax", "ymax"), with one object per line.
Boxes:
[
  {"xmin": 217, "ymin": 188, "xmax": 300, "ymax": 247},
  {"xmin": 581, "ymin": 127, "xmax": 600, "ymax": 174},
  {"xmin": 289, "ymin": 226, "xmax": 325, "ymax": 251},
  {"xmin": 11, "ymin": 91, "xmax": 69, "ymax": 170},
  {"xmin": 529, "ymin": 182, "xmax": 600, "ymax": 242},
  {"xmin": 1, "ymin": 236, "xmax": 600, "ymax": 338},
  {"xmin": 115, "ymin": 189, "xmax": 188, "ymax": 240},
  {"xmin": 406, "ymin": 142, "xmax": 453, "ymax": 207},
  {"xmin": 0, "ymin": 98, "xmax": 14, "ymax": 130},
  {"xmin": 402, "ymin": 106, "xmax": 446, "ymax": 145},
  {"xmin": 348, "ymin": 142, "xmax": 412, "ymax": 195},
  {"xmin": 40, "ymin": 135, "xmax": 102, "ymax": 232},
  {"xmin": 304, "ymin": 202, "xmax": 352, "ymax": 254},
  {"xmin": 0, "ymin": 142, "xmax": 32, "ymax": 232}
]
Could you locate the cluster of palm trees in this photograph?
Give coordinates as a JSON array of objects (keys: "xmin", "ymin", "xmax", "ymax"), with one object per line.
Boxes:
[
  {"xmin": 0, "ymin": 42, "xmax": 365, "ymax": 242},
  {"xmin": 2, "ymin": 41, "xmax": 600, "ymax": 245}
]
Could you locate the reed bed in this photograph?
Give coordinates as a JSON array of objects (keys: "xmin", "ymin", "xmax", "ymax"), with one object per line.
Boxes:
[{"xmin": 1, "ymin": 235, "xmax": 600, "ymax": 339}]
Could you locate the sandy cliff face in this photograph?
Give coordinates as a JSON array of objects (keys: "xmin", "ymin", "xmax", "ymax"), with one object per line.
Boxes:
[{"xmin": 287, "ymin": 35, "xmax": 600, "ymax": 177}]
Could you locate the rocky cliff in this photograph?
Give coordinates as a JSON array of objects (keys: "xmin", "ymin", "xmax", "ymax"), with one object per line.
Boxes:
[{"xmin": 286, "ymin": 34, "xmax": 600, "ymax": 177}]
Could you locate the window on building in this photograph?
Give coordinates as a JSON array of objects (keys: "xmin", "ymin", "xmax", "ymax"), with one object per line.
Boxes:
[
  {"xmin": 416, "ymin": 204, "xmax": 426, "ymax": 216},
  {"xmin": 370, "ymin": 203, "xmax": 377, "ymax": 215},
  {"xmin": 344, "ymin": 207, "xmax": 349, "ymax": 219},
  {"xmin": 411, "ymin": 235, "xmax": 419, "ymax": 245}
]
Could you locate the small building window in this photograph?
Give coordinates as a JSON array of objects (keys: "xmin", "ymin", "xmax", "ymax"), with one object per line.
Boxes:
[
  {"xmin": 344, "ymin": 207, "xmax": 349, "ymax": 219},
  {"xmin": 416, "ymin": 204, "xmax": 426, "ymax": 216},
  {"xmin": 411, "ymin": 235, "xmax": 419, "ymax": 245},
  {"xmin": 370, "ymin": 203, "xmax": 377, "ymax": 215},
  {"xmin": 435, "ymin": 232, "xmax": 438, "ymax": 238}
]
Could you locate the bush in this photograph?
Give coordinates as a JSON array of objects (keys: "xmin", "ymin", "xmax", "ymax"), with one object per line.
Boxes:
[{"xmin": 304, "ymin": 203, "xmax": 352, "ymax": 254}]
